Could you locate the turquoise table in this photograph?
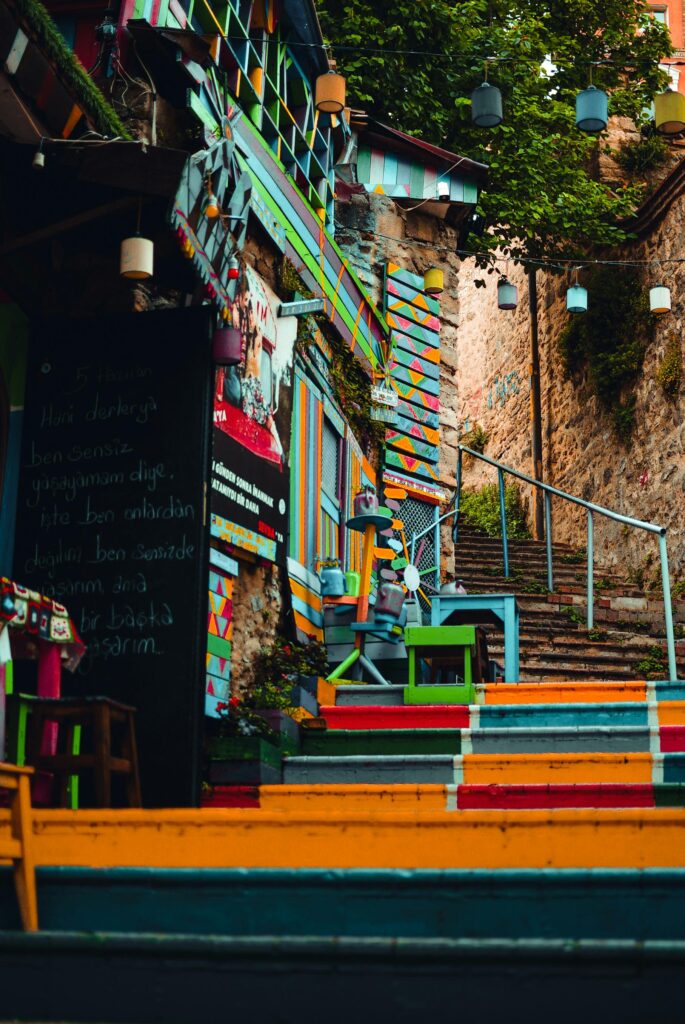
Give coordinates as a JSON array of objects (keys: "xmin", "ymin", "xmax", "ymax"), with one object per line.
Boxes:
[{"xmin": 431, "ymin": 593, "xmax": 520, "ymax": 683}]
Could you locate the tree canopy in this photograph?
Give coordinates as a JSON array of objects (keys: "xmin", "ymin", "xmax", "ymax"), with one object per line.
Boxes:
[{"xmin": 317, "ymin": 0, "xmax": 671, "ymax": 262}]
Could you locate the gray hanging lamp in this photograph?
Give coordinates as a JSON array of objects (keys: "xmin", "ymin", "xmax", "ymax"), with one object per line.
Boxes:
[{"xmin": 471, "ymin": 62, "xmax": 503, "ymax": 128}]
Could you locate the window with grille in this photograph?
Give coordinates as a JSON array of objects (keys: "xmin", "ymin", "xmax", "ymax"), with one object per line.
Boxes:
[
  {"xmin": 400, "ymin": 496, "xmax": 439, "ymax": 609},
  {"xmin": 321, "ymin": 419, "xmax": 340, "ymax": 501}
]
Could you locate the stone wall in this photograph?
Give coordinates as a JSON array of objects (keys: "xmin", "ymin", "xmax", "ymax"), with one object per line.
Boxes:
[{"xmin": 451, "ymin": 210, "xmax": 685, "ymax": 584}]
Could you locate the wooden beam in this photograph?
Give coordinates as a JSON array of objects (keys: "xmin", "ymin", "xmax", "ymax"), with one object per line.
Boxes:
[{"xmin": 0, "ymin": 197, "xmax": 140, "ymax": 258}]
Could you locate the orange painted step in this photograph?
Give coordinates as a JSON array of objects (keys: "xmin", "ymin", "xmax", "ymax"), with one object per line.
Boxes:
[
  {"xmin": 259, "ymin": 784, "xmax": 448, "ymax": 812},
  {"xmin": 456, "ymin": 752, "xmax": 654, "ymax": 785},
  {"xmin": 13, "ymin": 807, "xmax": 685, "ymax": 870},
  {"xmin": 478, "ymin": 682, "xmax": 648, "ymax": 705}
]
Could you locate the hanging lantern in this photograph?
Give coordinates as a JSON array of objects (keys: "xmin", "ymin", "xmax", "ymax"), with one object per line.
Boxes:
[
  {"xmin": 120, "ymin": 234, "xmax": 154, "ymax": 280},
  {"xmin": 575, "ymin": 85, "xmax": 608, "ymax": 133},
  {"xmin": 227, "ymin": 256, "xmax": 240, "ymax": 280},
  {"xmin": 424, "ymin": 268, "xmax": 444, "ymax": 295},
  {"xmin": 212, "ymin": 325, "xmax": 243, "ymax": 365},
  {"xmin": 497, "ymin": 277, "xmax": 518, "ymax": 310},
  {"xmin": 436, "ymin": 180, "xmax": 450, "ymax": 200},
  {"xmin": 655, "ymin": 89, "xmax": 685, "ymax": 135},
  {"xmin": 567, "ymin": 285, "xmax": 588, "ymax": 314},
  {"xmin": 650, "ymin": 285, "xmax": 672, "ymax": 314},
  {"xmin": 471, "ymin": 64, "xmax": 503, "ymax": 128},
  {"xmin": 203, "ymin": 190, "xmax": 220, "ymax": 219},
  {"xmin": 315, "ymin": 69, "xmax": 346, "ymax": 114}
]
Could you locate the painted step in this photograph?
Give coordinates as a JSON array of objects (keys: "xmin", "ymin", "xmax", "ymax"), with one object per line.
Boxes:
[
  {"xmin": 334, "ymin": 685, "xmax": 406, "ymax": 706},
  {"xmin": 8, "ymin": 865, "xmax": 685, "ymax": 942},
  {"xmin": 477, "ymin": 681, "xmax": 685, "ymax": 704},
  {"xmin": 302, "ymin": 729, "xmax": 462, "ymax": 757},
  {"xmin": 283, "ymin": 754, "xmax": 457, "ymax": 785},
  {"xmin": 321, "ymin": 705, "xmax": 469, "ymax": 730},
  {"xmin": 455, "ymin": 752, "xmax": 685, "ymax": 785},
  {"xmin": 475, "ymin": 701, "xmax": 666, "ymax": 728},
  {"xmin": 462, "ymin": 726, "xmax": 655, "ymax": 755},
  {"xmin": 17, "ymin": 806, "xmax": 685, "ymax": 869},
  {"xmin": 455, "ymin": 783, "xmax": 685, "ymax": 810},
  {"xmin": 257, "ymin": 782, "xmax": 685, "ymax": 813}
]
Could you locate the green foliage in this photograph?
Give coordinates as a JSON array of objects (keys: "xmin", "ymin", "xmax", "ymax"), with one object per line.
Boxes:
[
  {"xmin": 587, "ymin": 628, "xmax": 609, "ymax": 642},
  {"xmin": 635, "ymin": 645, "xmax": 669, "ymax": 680},
  {"xmin": 459, "ymin": 483, "xmax": 531, "ymax": 539},
  {"xmin": 317, "ymin": 0, "xmax": 669, "ymax": 262},
  {"xmin": 616, "ymin": 131, "xmax": 670, "ymax": 176},
  {"xmin": 656, "ymin": 334, "xmax": 682, "ymax": 399},
  {"xmin": 558, "ymin": 266, "xmax": 652, "ymax": 442},
  {"xmin": 673, "ymin": 580, "xmax": 685, "ymax": 599},
  {"xmin": 327, "ymin": 330, "xmax": 387, "ymax": 450},
  {"xmin": 15, "ymin": 0, "xmax": 129, "ymax": 138},
  {"xmin": 519, "ymin": 578, "xmax": 549, "ymax": 594},
  {"xmin": 461, "ymin": 422, "xmax": 488, "ymax": 455},
  {"xmin": 249, "ymin": 635, "xmax": 329, "ymax": 710},
  {"xmin": 561, "ymin": 549, "xmax": 586, "ymax": 564},
  {"xmin": 562, "ymin": 605, "xmax": 584, "ymax": 625}
]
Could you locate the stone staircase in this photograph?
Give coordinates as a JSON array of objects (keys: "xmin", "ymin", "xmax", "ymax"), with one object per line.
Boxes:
[{"xmin": 453, "ymin": 524, "xmax": 685, "ymax": 681}]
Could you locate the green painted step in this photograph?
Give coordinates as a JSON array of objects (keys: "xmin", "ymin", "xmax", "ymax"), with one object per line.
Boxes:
[{"xmin": 301, "ymin": 729, "xmax": 462, "ymax": 757}]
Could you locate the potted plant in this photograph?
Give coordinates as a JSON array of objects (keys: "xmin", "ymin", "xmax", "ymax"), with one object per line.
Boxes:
[
  {"xmin": 251, "ymin": 635, "xmax": 329, "ymax": 713},
  {"xmin": 207, "ymin": 696, "xmax": 284, "ymax": 785}
]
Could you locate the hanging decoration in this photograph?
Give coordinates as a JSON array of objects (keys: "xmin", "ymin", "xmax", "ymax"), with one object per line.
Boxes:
[
  {"xmin": 423, "ymin": 267, "xmax": 444, "ymax": 295},
  {"xmin": 315, "ymin": 65, "xmax": 346, "ymax": 114},
  {"xmin": 575, "ymin": 67, "xmax": 608, "ymax": 133},
  {"xmin": 654, "ymin": 88, "xmax": 685, "ymax": 135},
  {"xmin": 471, "ymin": 63, "xmax": 503, "ymax": 128},
  {"xmin": 120, "ymin": 199, "xmax": 153, "ymax": 280},
  {"xmin": 566, "ymin": 268, "xmax": 588, "ymax": 313},
  {"xmin": 497, "ymin": 263, "xmax": 518, "ymax": 309},
  {"xmin": 650, "ymin": 285, "xmax": 672, "ymax": 314}
]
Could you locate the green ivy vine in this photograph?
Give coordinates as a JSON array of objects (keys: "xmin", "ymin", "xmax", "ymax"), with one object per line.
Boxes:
[{"xmin": 558, "ymin": 266, "xmax": 653, "ymax": 444}]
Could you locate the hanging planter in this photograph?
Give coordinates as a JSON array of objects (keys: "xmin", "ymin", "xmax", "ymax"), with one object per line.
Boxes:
[
  {"xmin": 497, "ymin": 277, "xmax": 518, "ymax": 310},
  {"xmin": 650, "ymin": 285, "xmax": 671, "ymax": 314},
  {"xmin": 655, "ymin": 89, "xmax": 685, "ymax": 135}
]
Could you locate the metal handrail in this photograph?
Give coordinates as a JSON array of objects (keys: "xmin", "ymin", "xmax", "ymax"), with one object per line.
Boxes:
[{"xmin": 453, "ymin": 445, "xmax": 678, "ymax": 682}]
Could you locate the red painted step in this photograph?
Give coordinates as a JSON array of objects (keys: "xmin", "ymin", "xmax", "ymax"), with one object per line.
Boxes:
[
  {"xmin": 660, "ymin": 726, "xmax": 685, "ymax": 753},
  {"xmin": 320, "ymin": 705, "xmax": 470, "ymax": 730},
  {"xmin": 456, "ymin": 783, "xmax": 655, "ymax": 810},
  {"xmin": 201, "ymin": 785, "xmax": 260, "ymax": 808}
]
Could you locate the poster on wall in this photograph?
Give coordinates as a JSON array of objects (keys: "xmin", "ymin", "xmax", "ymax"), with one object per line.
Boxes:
[{"xmin": 210, "ymin": 266, "xmax": 296, "ymax": 565}]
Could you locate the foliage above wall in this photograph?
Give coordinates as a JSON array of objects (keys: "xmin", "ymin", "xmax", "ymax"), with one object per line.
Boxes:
[
  {"xmin": 558, "ymin": 266, "xmax": 653, "ymax": 442},
  {"xmin": 459, "ymin": 482, "xmax": 530, "ymax": 540},
  {"xmin": 318, "ymin": 0, "xmax": 668, "ymax": 264},
  {"xmin": 655, "ymin": 333, "xmax": 682, "ymax": 399},
  {"xmin": 616, "ymin": 130, "xmax": 670, "ymax": 178}
]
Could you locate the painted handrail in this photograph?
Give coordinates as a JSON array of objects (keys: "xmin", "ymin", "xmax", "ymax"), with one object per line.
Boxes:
[{"xmin": 453, "ymin": 445, "xmax": 678, "ymax": 683}]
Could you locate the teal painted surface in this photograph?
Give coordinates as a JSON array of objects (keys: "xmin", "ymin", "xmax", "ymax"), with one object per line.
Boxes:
[
  {"xmin": 4, "ymin": 867, "xmax": 685, "ymax": 940},
  {"xmin": 301, "ymin": 728, "xmax": 461, "ymax": 756},
  {"xmin": 479, "ymin": 703, "xmax": 650, "ymax": 729}
]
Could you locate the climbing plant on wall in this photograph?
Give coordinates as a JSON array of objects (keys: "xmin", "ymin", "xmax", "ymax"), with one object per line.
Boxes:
[{"xmin": 558, "ymin": 266, "xmax": 653, "ymax": 442}]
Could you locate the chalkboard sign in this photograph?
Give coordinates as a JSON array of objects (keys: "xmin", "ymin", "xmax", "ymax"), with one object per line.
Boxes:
[{"xmin": 13, "ymin": 309, "xmax": 213, "ymax": 807}]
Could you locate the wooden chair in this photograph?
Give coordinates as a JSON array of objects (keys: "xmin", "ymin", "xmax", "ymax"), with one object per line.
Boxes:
[
  {"xmin": 21, "ymin": 696, "xmax": 141, "ymax": 808},
  {"xmin": 0, "ymin": 761, "xmax": 37, "ymax": 931}
]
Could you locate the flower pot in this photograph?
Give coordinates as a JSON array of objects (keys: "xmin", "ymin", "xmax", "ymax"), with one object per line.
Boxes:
[
  {"xmin": 353, "ymin": 487, "xmax": 378, "ymax": 517},
  {"xmin": 207, "ymin": 735, "xmax": 282, "ymax": 785},
  {"xmin": 254, "ymin": 708, "xmax": 301, "ymax": 754}
]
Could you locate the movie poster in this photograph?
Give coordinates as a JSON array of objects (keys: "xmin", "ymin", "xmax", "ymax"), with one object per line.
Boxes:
[{"xmin": 210, "ymin": 266, "xmax": 296, "ymax": 565}]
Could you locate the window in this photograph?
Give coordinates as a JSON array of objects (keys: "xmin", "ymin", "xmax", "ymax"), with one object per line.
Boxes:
[{"xmin": 651, "ymin": 7, "xmax": 668, "ymax": 24}]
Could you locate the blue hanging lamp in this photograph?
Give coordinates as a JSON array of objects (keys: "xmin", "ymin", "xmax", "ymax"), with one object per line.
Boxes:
[
  {"xmin": 567, "ymin": 268, "xmax": 588, "ymax": 314},
  {"xmin": 576, "ymin": 66, "xmax": 608, "ymax": 133},
  {"xmin": 471, "ymin": 62, "xmax": 503, "ymax": 128},
  {"xmin": 497, "ymin": 263, "xmax": 518, "ymax": 309}
]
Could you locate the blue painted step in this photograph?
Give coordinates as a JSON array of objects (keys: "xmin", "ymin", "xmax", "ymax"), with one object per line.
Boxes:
[
  {"xmin": 282, "ymin": 754, "xmax": 456, "ymax": 784},
  {"xmin": 477, "ymin": 702, "xmax": 653, "ymax": 729},
  {"xmin": 463, "ymin": 726, "xmax": 654, "ymax": 755}
]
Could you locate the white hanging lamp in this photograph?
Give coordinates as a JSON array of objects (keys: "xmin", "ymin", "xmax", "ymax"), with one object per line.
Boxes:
[{"xmin": 120, "ymin": 199, "xmax": 153, "ymax": 280}]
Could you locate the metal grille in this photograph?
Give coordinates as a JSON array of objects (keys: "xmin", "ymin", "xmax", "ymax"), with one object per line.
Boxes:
[
  {"xmin": 321, "ymin": 419, "xmax": 339, "ymax": 500},
  {"xmin": 401, "ymin": 496, "xmax": 438, "ymax": 609}
]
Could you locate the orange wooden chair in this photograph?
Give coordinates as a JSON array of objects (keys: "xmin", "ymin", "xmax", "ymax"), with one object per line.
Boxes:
[{"xmin": 0, "ymin": 761, "xmax": 38, "ymax": 931}]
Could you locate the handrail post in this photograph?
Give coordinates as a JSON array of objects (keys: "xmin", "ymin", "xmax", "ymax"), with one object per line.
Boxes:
[
  {"xmin": 498, "ymin": 468, "xmax": 509, "ymax": 578},
  {"xmin": 544, "ymin": 491, "xmax": 553, "ymax": 592},
  {"xmin": 453, "ymin": 447, "xmax": 463, "ymax": 545},
  {"xmin": 659, "ymin": 532, "xmax": 678, "ymax": 682},
  {"xmin": 587, "ymin": 510, "xmax": 594, "ymax": 631}
]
